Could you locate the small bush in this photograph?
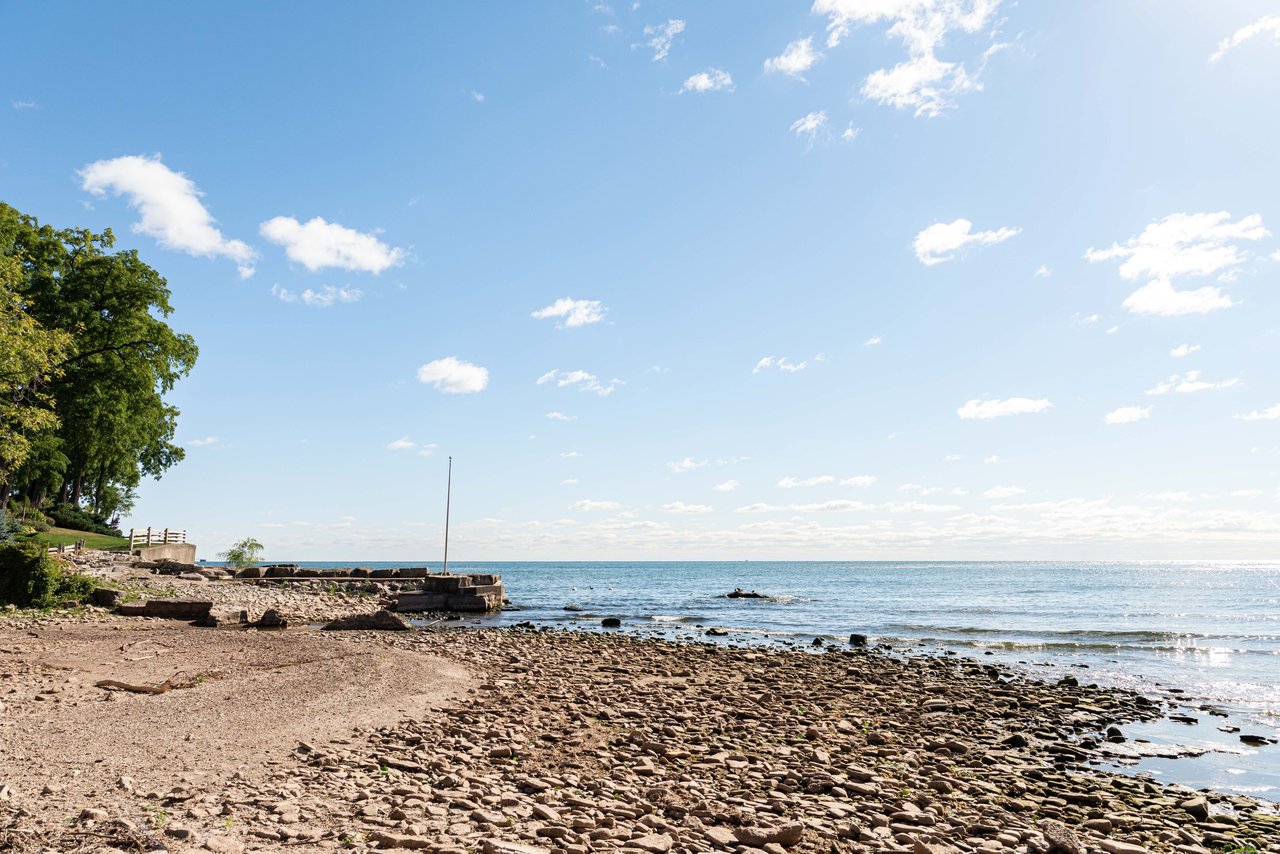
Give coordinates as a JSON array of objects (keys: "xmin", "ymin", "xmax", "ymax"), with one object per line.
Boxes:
[
  {"xmin": 0, "ymin": 541, "xmax": 98, "ymax": 608},
  {"xmin": 0, "ymin": 510, "xmax": 21, "ymax": 545},
  {"xmin": 45, "ymin": 503, "xmax": 121, "ymax": 537}
]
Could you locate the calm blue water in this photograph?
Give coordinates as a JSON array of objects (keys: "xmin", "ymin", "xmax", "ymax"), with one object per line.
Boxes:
[{"xmin": 247, "ymin": 560, "xmax": 1280, "ymax": 796}]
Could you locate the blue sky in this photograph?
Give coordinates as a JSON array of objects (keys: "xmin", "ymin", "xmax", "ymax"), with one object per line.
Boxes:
[{"xmin": 3, "ymin": 1, "xmax": 1280, "ymax": 560}]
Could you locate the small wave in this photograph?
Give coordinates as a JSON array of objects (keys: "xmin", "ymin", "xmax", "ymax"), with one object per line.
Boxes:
[{"xmin": 650, "ymin": 615, "xmax": 705, "ymax": 624}]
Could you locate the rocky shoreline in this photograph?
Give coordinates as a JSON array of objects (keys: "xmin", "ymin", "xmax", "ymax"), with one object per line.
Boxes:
[{"xmin": 3, "ymin": 603, "xmax": 1279, "ymax": 853}]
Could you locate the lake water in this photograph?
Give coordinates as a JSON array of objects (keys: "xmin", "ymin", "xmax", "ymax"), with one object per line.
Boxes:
[{"xmin": 254, "ymin": 560, "xmax": 1280, "ymax": 798}]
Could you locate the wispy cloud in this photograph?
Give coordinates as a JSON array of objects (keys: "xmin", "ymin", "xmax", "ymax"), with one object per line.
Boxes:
[
  {"xmin": 958, "ymin": 397, "xmax": 1052, "ymax": 420},
  {"xmin": 814, "ymin": 0, "xmax": 1005, "ymax": 117},
  {"xmin": 662, "ymin": 501, "xmax": 714, "ymax": 514},
  {"xmin": 271, "ymin": 284, "xmax": 362, "ymax": 307},
  {"xmin": 790, "ymin": 110, "xmax": 829, "ymax": 144},
  {"xmin": 667, "ymin": 457, "xmax": 707, "ymax": 474},
  {"xmin": 841, "ymin": 475, "xmax": 877, "ymax": 487},
  {"xmin": 915, "ymin": 218, "xmax": 1019, "ymax": 266},
  {"xmin": 188, "ymin": 436, "xmax": 219, "ymax": 447},
  {"xmin": 531, "ymin": 298, "xmax": 606, "ymax": 327},
  {"xmin": 680, "ymin": 69, "xmax": 734, "ymax": 93},
  {"xmin": 1170, "ymin": 344, "xmax": 1200, "ymax": 358},
  {"xmin": 1104, "ymin": 406, "xmax": 1152, "ymax": 425},
  {"xmin": 1235, "ymin": 403, "xmax": 1280, "ymax": 422},
  {"xmin": 983, "ymin": 485, "xmax": 1025, "ymax": 499},
  {"xmin": 537, "ymin": 369, "xmax": 624, "ymax": 396},
  {"xmin": 79, "ymin": 154, "xmax": 257, "ymax": 277},
  {"xmin": 417, "ymin": 357, "xmax": 489, "ymax": 393},
  {"xmin": 1146, "ymin": 371, "xmax": 1240, "ymax": 395},
  {"xmin": 764, "ymin": 36, "xmax": 821, "ymax": 79},
  {"xmin": 387, "ymin": 437, "xmax": 417, "ymax": 450},
  {"xmin": 546, "ymin": 411, "xmax": 577, "ymax": 422},
  {"xmin": 778, "ymin": 475, "xmax": 835, "ymax": 488},
  {"xmin": 1209, "ymin": 15, "xmax": 1280, "ymax": 64},
  {"xmin": 260, "ymin": 215, "xmax": 405, "ymax": 274},
  {"xmin": 572, "ymin": 499, "xmax": 622, "ymax": 511},
  {"xmin": 863, "ymin": 336, "xmax": 882, "ymax": 346},
  {"xmin": 713, "ymin": 479, "xmax": 740, "ymax": 492},
  {"xmin": 754, "ymin": 355, "xmax": 808, "ymax": 374},
  {"xmin": 642, "ymin": 19, "xmax": 684, "ymax": 60},
  {"xmin": 1086, "ymin": 211, "xmax": 1269, "ymax": 316}
]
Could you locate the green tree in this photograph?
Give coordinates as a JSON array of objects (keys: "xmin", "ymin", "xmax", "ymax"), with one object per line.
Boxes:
[
  {"xmin": 219, "ymin": 537, "xmax": 264, "ymax": 570},
  {"xmin": 0, "ymin": 254, "xmax": 72, "ymax": 509},
  {"xmin": 0, "ymin": 202, "xmax": 197, "ymax": 519}
]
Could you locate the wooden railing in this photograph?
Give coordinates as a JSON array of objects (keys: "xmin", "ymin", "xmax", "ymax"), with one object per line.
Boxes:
[
  {"xmin": 128, "ymin": 527, "xmax": 187, "ymax": 550},
  {"xmin": 48, "ymin": 541, "xmax": 86, "ymax": 554}
]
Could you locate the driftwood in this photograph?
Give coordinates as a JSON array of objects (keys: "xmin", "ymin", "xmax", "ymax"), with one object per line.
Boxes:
[{"xmin": 94, "ymin": 679, "xmax": 173, "ymax": 695}]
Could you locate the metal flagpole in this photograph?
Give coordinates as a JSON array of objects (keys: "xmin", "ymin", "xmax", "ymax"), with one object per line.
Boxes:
[{"xmin": 442, "ymin": 456, "xmax": 452, "ymax": 575}]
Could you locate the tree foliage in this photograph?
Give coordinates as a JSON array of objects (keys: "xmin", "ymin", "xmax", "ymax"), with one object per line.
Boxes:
[
  {"xmin": 0, "ymin": 202, "xmax": 197, "ymax": 522},
  {"xmin": 220, "ymin": 537, "xmax": 263, "ymax": 570}
]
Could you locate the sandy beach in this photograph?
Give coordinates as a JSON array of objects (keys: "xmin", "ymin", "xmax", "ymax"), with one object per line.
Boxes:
[{"xmin": 2, "ymin": 571, "xmax": 1279, "ymax": 854}]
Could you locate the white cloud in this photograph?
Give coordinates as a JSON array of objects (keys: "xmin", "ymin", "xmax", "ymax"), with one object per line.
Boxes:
[
  {"xmin": 984, "ymin": 455, "xmax": 1000, "ymax": 464},
  {"xmin": 984, "ymin": 485, "xmax": 1025, "ymax": 499},
  {"xmin": 560, "ymin": 451, "xmax": 581, "ymax": 458},
  {"xmin": 79, "ymin": 154, "xmax": 257, "ymax": 277},
  {"xmin": 11, "ymin": 100, "xmax": 38, "ymax": 110},
  {"xmin": 884, "ymin": 501, "xmax": 961, "ymax": 513},
  {"xmin": 662, "ymin": 501, "xmax": 714, "ymax": 514},
  {"xmin": 1231, "ymin": 489, "xmax": 1264, "ymax": 497},
  {"xmin": 754, "ymin": 355, "xmax": 808, "ymax": 373},
  {"xmin": 387, "ymin": 437, "xmax": 417, "ymax": 451},
  {"xmin": 1087, "ymin": 212, "xmax": 1269, "ymax": 316},
  {"xmin": 1106, "ymin": 326, "xmax": 1120, "ymax": 334},
  {"xmin": 841, "ymin": 124, "xmax": 861, "ymax": 142},
  {"xmin": 260, "ymin": 215, "xmax": 405, "ymax": 274},
  {"xmin": 1144, "ymin": 491, "xmax": 1193, "ymax": 502},
  {"xmin": 537, "ymin": 369, "xmax": 624, "ymax": 396},
  {"xmin": 944, "ymin": 454, "xmax": 964, "ymax": 461},
  {"xmin": 416, "ymin": 357, "xmax": 489, "ymax": 393},
  {"xmin": 764, "ymin": 36, "xmax": 822, "ymax": 79},
  {"xmin": 1170, "ymin": 344, "xmax": 1201, "ymax": 358},
  {"xmin": 792, "ymin": 500, "xmax": 875, "ymax": 513},
  {"xmin": 863, "ymin": 336, "xmax": 882, "ymax": 346},
  {"xmin": 779, "ymin": 475, "xmax": 836, "ymax": 488},
  {"xmin": 1121, "ymin": 280, "xmax": 1235, "ymax": 316},
  {"xmin": 1146, "ymin": 371, "xmax": 1240, "ymax": 395},
  {"xmin": 1209, "ymin": 15, "xmax": 1280, "ymax": 63},
  {"xmin": 899, "ymin": 483, "xmax": 941, "ymax": 495},
  {"xmin": 790, "ymin": 110, "xmax": 829, "ymax": 143},
  {"xmin": 271, "ymin": 283, "xmax": 362, "ymax": 307},
  {"xmin": 572, "ymin": 499, "xmax": 622, "ymax": 511},
  {"xmin": 813, "ymin": 0, "xmax": 1004, "ymax": 117},
  {"xmin": 1104, "ymin": 406, "xmax": 1152, "ymax": 425},
  {"xmin": 840, "ymin": 475, "xmax": 877, "ymax": 487},
  {"xmin": 1235, "ymin": 403, "xmax": 1280, "ymax": 422},
  {"xmin": 643, "ymin": 19, "xmax": 685, "ymax": 60},
  {"xmin": 418, "ymin": 443, "xmax": 438, "ymax": 457},
  {"xmin": 531, "ymin": 298, "xmax": 607, "ymax": 327},
  {"xmin": 1034, "ymin": 265, "xmax": 1052, "ymax": 278},
  {"xmin": 713, "ymin": 480, "xmax": 741, "ymax": 492},
  {"xmin": 546, "ymin": 411, "xmax": 577, "ymax": 422},
  {"xmin": 667, "ymin": 457, "xmax": 707, "ymax": 474},
  {"xmin": 680, "ymin": 69, "xmax": 734, "ymax": 93},
  {"xmin": 470, "ymin": 90, "xmax": 486, "ymax": 102},
  {"xmin": 958, "ymin": 397, "xmax": 1052, "ymax": 420},
  {"xmin": 562, "ymin": 478, "xmax": 579, "ymax": 485},
  {"xmin": 914, "ymin": 218, "xmax": 1019, "ymax": 266},
  {"xmin": 188, "ymin": 436, "xmax": 219, "ymax": 447}
]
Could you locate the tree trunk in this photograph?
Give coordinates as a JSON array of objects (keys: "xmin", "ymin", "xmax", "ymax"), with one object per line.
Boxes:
[{"xmin": 70, "ymin": 473, "xmax": 83, "ymax": 507}]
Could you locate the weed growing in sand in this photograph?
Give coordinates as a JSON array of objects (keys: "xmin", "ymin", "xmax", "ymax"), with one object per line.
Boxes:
[{"xmin": 1217, "ymin": 844, "xmax": 1260, "ymax": 854}]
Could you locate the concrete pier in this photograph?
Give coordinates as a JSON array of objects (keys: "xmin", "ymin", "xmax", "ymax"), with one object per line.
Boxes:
[{"xmin": 392, "ymin": 573, "xmax": 505, "ymax": 613}]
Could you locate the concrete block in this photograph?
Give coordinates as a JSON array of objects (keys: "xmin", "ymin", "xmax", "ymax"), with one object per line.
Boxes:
[{"xmin": 134, "ymin": 543, "xmax": 197, "ymax": 563}]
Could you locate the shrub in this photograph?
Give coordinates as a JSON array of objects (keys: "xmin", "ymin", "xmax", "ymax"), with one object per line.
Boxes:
[
  {"xmin": 219, "ymin": 537, "xmax": 263, "ymax": 570},
  {"xmin": 45, "ymin": 503, "xmax": 121, "ymax": 537},
  {"xmin": 0, "ymin": 510, "xmax": 20, "ymax": 545},
  {"xmin": 0, "ymin": 541, "xmax": 97, "ymax": 608}
]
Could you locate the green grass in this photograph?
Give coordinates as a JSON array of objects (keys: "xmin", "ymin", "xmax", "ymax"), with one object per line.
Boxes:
[{"xmin": 26, "ymin": 526, "xmax": 129, "ymax": 551}]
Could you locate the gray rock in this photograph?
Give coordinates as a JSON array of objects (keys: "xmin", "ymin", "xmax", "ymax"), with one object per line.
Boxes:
[{"xmin": 322, "ymin": 610, "xmax": 411, "ymax": 631}]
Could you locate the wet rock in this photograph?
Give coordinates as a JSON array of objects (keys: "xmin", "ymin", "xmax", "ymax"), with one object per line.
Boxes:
[
  {"xmin": 322, "ymin": 610, "xmax": 411, "ymax": 631},
  {"xmin": 602, "ymin": 617, "xmax": 622, "ymax": 628},
  {"xmin": 1180, "ymin": 797, "xmax": 1210, "ymax": 822}
]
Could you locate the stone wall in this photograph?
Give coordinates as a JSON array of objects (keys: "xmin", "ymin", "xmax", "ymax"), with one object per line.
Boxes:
[{"xmin": 134, "ymin": 543, "xmax": 197, "ymax": 563}]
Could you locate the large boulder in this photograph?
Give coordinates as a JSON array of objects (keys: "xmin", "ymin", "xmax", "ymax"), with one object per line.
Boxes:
[{"xmin": 322, "ymin": 610, "xmax": 411, "ymax": 631}]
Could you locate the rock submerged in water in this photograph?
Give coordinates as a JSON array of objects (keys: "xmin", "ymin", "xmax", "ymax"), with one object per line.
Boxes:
[
  {"xmin": 321, "ymin": 610, "xmax": 411, "ymax": 631},
  {"xmin": 601, "ymin": 617, "xmax": 622, "ymax": 628},
  {"xmin": 726, "ymin": 588, "xmax": 765, "ymax": 599}
]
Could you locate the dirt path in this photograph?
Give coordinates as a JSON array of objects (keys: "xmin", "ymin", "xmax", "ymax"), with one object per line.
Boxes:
[{"xmin": 0, "ymin": 618, "xmax": 470, "ymax": 845}]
